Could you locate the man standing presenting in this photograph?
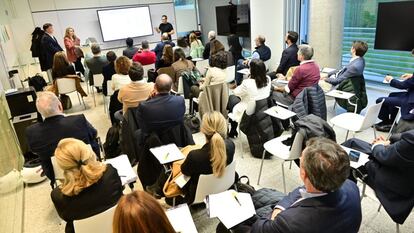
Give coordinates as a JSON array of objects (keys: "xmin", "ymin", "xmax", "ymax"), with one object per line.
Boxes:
[
  {"xmin": 41, "ymin": 23, "xmax": 63, "ymax": 82},
  {"xmin": 154, "ymin": 15, "xmax": 175, "ymax": 40}
]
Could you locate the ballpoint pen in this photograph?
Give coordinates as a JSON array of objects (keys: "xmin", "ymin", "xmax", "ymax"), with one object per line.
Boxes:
[
  {"xmin": 164, "ymin": 152, "xmax": 169, "ymax": 160},
  {"xmin": 232, "ymin": 192, "xmax": 242, "ymax": 206}
]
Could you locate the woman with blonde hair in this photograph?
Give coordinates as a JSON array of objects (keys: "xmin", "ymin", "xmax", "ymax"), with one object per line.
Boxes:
[
  {"xmin": 111, "ymin": 55, "xmax": 132, "ymax": 91},
  {"xmin": 113, "ymin": 191, "xmax": 176, "ymax": 233},
  {"xmin": 63, "ymin": 27, "xmax": 84, "ymax": 75},
  {"xmin": 51, "ymin": 138, "xmax": 123, "ymax": 233},
  {"xmin": 189, "ymin": 32, "xmax": 204, "ymax": 59}
]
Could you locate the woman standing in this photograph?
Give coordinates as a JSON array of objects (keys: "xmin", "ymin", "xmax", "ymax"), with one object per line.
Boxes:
[
  {"xmin": 64, "ymin": 27, "xmax": 85, "ymax": 75},
  {"xmin": 189, "ymin": 32, "xmax": 204, "ymax": 59}
]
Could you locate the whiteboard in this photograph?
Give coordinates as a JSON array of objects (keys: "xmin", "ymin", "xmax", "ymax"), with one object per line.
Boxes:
[{"xmin": 32, "ymin": 3, "xmax": 176, "ymax": 50}]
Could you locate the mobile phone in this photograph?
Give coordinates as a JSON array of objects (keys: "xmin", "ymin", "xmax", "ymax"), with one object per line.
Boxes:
[{"xmin": 349, "ymin": 150, "xmax": 360, "ymax": 162}]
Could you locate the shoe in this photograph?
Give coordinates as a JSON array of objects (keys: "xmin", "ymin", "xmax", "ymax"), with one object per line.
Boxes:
[
  {"xmin": 228, "ymin": 130, "xmax": 238, "ymax": 138},
  {"xmin": 375, "ymin": 124, "xmax": 392, "ymax": 132}
]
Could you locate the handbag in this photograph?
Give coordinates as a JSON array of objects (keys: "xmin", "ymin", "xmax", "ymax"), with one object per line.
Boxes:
[
  {"xmin": 184, "ymin": 113, "xmax": 200, "ymax": 134},
  {"xmin": 181, "ymin": 69, "xmax": 202, "ymax": 86},
  {"xmin": 232, "ymin": 175, "xmax": 256, "ymax": 195}
]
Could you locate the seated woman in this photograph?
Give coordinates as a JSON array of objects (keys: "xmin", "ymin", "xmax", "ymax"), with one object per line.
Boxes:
[
  {"xmin": 112, "ymin": 191, "xmax": 176, "ymax": 233},
  {"xmin": 51, "ymin": 51, "xmax": 87, "ymax": 97},
  {"xmin": 171, "ymin": 47, "xmax": 195, "ymax": 92},
  {"xmin": 111, "ymin": 56, "xmax": 132, "ymax": 91},
  {"xmin": 190, "ymin": 51, "xmax": 228, "ymax": 99},
  {"xmin": 228, "ymin": 59, "xmax": 272, "ymax": 138},
  {"xmin": 51, "ymin": 138, "xmax": 123, "ymax": 233},
  {"xmin": 175, "ymin": 36, "xmax": 191, "ymax": 58},
  {"xmin": 155, "ymin": 44, "xmax": 174, "ymax": 70},
  {"xmin": 181, "ymin": 111, "xmax": 235, "ymax": 204}
]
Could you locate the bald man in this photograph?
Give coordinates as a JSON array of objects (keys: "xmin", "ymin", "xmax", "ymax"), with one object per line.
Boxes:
[
  {"xmin": 152, "ymin": 32, "xmax": 176, "ymax": 63},
  {"xmin": 135, "ymin": 74, "xmax": 185, "ymax": 138},
  {"xmin": 25, "ymin": 91, "xmax": 99, "ymax": 187}
]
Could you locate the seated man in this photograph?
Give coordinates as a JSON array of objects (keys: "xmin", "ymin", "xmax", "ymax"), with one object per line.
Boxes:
[
  {"xmin": 136, "ymin": 74, "xmax": 185, "ymax": 139},
  {"xmin": 374, "ymin": 49, "xmax": 414, "ymax": 132},
  {"xmin": 102, "ymin": 51, "xmax": 117, "ymax": 96},
  {"xmin": 132, "ymin": 40, "xmax": 156, "ymax": 65},
  {"xmin": 272, "ymin": 44, "xmax": 320, "ymax": 106},
  {"xmin": 268, "ymin": 31, "xmax": 300, "ymax": 79},
  {"xmin": 221, "ymin": 138, "xmax": 361, "ymax": 233},
  {"xmin": 235, "ymin": 35, "xmax": 271, "ymax": 85},
  {"xmin": 122, "ymin": 37, "xmax": 139, "ymax": 59},
  {"xmin": 85, "ymin": 43, "xmax": 109, "ymax": 87},
  {"xmin": 322, "ymin": 40, "xmax": 368, "ymax": 86},
  {"xmin": 152, "ymin": 33, "xmax": 176, "ymax": 64},
  {"xmin": 343, "ymin": 130, "xmax": 414, "ymax": 224},
  {"xmin": 118, "ymin": 62, "xmax": 154, "ymax": 114},
  {"xmin": 25, "ymin": 91, "xmax": 99, "ymax": 187}
]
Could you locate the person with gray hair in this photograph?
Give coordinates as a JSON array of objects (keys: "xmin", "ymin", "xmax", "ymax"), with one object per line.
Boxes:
[
  {"xmin": 25, "ymin": 91, "xmax": 99, "ymax": 188},
  {"xmin": 132, "ymin": 40, "xmax": 156, "ymax": 65},
  {"xmin": 85, "ymin": 43, "xmax": 109, "ymax": 87},
  {"xmin": 152, "ymin": 33, "xmax": 175, "ymax": 64},
  {"xmin": 272, "ymin": 44, "xmax": 320, "ymax": 106},
  {"xmin": 220, "ymin": 138, "xmax": 362, "ymax": 233},
  {"xmin": 203, "ymin": 31, "xmax": 217, "ymax": 59}
]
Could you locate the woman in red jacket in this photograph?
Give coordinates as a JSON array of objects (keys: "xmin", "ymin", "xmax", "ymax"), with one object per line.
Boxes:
[{"xmin": 64, "ymin": 27, "xmax": 84, "ymax": 75}]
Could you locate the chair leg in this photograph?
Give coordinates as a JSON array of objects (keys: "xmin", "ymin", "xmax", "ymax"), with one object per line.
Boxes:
[
  {"xmin": 377, "ymin": 204, "xmax": 382, "ymax": 212},
  {"xmin": 361, "ymin": 182, "xmax": 366, "ymax": 200},
  {"xmin": 396, "ymin": 223, "xmax": 400, "ymax": 233},
  {"xmin": 77, "ymin": 92, "xmax": 81, "ymax": 105},
  {"xmin": 103, "ymin": 95, "xmax": 106, "ymax": 113},
  {"xmin": 91, "ymin": 87, "xmax": 96, "ymax": 107},
  {"xmin": 282, "ymin": 162, "xmax": 286, "ymax": 194},
  {"xmin": 373, "ymin": 126, "xmax": 377, "ymax": 139},
  {"xmin": 257, "ymin": 149, "xmax": 266, "ymax": 185},
  {"xmin": 345, "ymin": 130, "xmax": 350, "ymax": 141},
  {"xmin": 238, "ymin": 125, "xmax": 244, "ymax": 159},
  {"xmin": 289, "ymin": 161, "xmax": 292, "ymax": 169}
]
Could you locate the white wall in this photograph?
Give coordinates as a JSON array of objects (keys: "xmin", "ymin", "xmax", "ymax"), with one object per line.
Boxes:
[{"xmin": 250, "ymin": 0, "xmax": 285, "ymax": 71}]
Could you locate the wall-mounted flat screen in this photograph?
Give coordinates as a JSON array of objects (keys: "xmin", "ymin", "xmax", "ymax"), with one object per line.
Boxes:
[
  {"xmin": 216, "ymin": 4, "xmax": 250, "ymax": 37},
  {"xmin": 97, "ymin": 6, "xmax": 153, "ymax": 42}
]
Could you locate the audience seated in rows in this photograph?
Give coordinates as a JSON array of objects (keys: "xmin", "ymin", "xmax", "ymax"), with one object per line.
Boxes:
[
  {"xmin": 209, "ymin": 39, "xmax": 234, "ymax": 68},
  {"xmin": 343, "ymin": 130, "xmax": 414, "ymax": 224},
  {"xmin": 156, "ymin": 44, "xmax": 174, "ymax": 70},
  {"xmin": 84, "ymin": 43, "xmax": 109, "ymax": 86},
  {"xmin": 153, "ymin": 33, "xmax": 175, "ymax": 66},
  {"xmin": 322, "ymin": 40, "xmax": 368, "ymax": 86},
  {"xmin": 189, "ymin": 32, "xmax": 204, "ymax": 59},
  {"xmin": 171, "ymin": 47, "xmax": 195, "ymax": 91},
  {"xmin": 273, "ymin": 44, "xmax": 320, "ymax": 106},
  {"xmin": 25, "ymin": 92, "xmax": 100, "ymax": 188},
  {"xmin": 102, "ymin": 51, "xmax": 117, "ymax": 96},
  {"xmin": 228, "ymin": 59, "xmax": 272, "ymax": 138},
  {"xmin": 203, "ymin": 30, "xmax": 216, "ymax": 59},
  {"xmin": 375, "ymin": 49, "xmax": 414, "ymax": 132},
  {"xmin": 236, "ymin": 35, "xmax": 272, "ymax": 85},
  {"xmin": 219, "ymin": 138, "xmax": 361, "ymax": 233},
  {"xmin": 112, "ymin": 191, "xmax": 175, "ymax": 233},
  {"xmin": 227, "ymin": 34, "xmax": 244, "ymax": 66},
  {"xmin": 268, "ymin": 31, "xmax": 300, "ymax": 79},
  {"xmin": 118, "ymin": 62, "xmax": 154, "ymax": 114},
  {"xmin": 175, "ymin": 36, "xmax": 191, "ymax": 58},
  {"xmin": 51, "ymin": 138, "xmax": 122, "ymax": 233},
  {"xmin": 122, "ymin": 37, "xmax": 139, "ymax": 59},
  {"xmin": 111, "ymin": 56, "xmax": 132, "ymax": 91},
  {"xmin": 132, "ymin": 40, "xmax": 156, "ymax": 66}
]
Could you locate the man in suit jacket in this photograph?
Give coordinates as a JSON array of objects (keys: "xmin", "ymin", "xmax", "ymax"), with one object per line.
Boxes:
[
  {"xmin": 136, "ymin": 74, "xmax": 185, "ymax": 139},
  {"xmin": 85, "ymin": 43, "xmax": 109, "ymax": 86},
  {"xmin": 343, "ymin": 130, "xmax": 414, "ymax": 224},
  {"xmin": 25, "ymin": 91, "xmax": 99, "ymax": 187},
  {"xmin": 203, "ymin": 31, "xmax": 216, "ymax": 59},
  {"xmin": 226, "ymin": 138, "xmax": 362, "ymax": 233},
  {"xmin": 323, "ymin": 40, "xmax": 368, "ymax": 86},
  {"xmin": 40, "ymin": 23, "xmax": 63, "ymax": 81},
  {"xmin": 152, "ymin": 33, "xmax": 176, "ymax": 62},
  {"xmin": 268, "ymin": 31, "xmax": 300, "ymax": 79}
]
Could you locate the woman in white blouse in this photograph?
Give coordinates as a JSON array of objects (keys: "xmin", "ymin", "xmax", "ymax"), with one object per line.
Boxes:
[
  {"xmin": 228, "ymin": 59, "xmax": 271, "ymax": 138},
  {"xmin": 111, "ymin": 56, "xmax": 132, "ymax": 91}
]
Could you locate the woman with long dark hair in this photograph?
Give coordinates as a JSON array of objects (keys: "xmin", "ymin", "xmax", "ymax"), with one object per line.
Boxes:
[{"xmin": 228, "ymin": 34, "xmax": 244, "ymax": 65}]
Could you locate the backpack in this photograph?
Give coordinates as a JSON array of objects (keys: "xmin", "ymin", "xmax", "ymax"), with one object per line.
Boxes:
[
  {"xmin": 103, "ymin": 122, "xmax": 122, "ymax": 159},
  {"xmin": 28, "ymin": 74, "xmax": 47, "ymax": 91}
]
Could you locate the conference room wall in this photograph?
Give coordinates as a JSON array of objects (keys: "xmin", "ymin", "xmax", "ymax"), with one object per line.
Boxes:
[{"xmin": 308, "ymin": 0, "xmax": 344, "ymax": 69}]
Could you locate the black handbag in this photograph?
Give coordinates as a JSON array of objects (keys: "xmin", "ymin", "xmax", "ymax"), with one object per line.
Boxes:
[
  {"xmin": 184, "ymin": 113, "xmax": 200, "ymax": 134},
  {"xmin": 232, "ymin": 175, "xmax": 256, "ymax": 195}
]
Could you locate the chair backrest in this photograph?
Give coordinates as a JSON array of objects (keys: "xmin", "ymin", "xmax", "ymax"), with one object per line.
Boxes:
[
  {"xmin": 106, "ymin": 80, "xmax": 114, "ymax": 96},
  {"xmin": 200, "ymin": 82, "xmax": 229, "ymax": 119},
  {"xmin": 51, "ymin": 156, "xmax": 64, "ymax": 180},
  {"xmin": 193, "ymin": 160, "xmax": 236, "ymax": 204},
  {"xmin": 142, "ymin": 64, "xmax": 155, "ymax": 78},
  {"xmin": 360, "ymin": 100, "xmax": 384, "ymax": 130},
  {"xmin": 195, "ymin": 59, "xmax": 209, "ymax": 76},
  {"xmin": 93, "ymin": 74, "xmax": 104, "ymax": 88},
  {"xmin": 73, "ymin": 205, "xmax": 116, "ymax": 233},
  {"xmin": 225, "ymin": 65, "xmax": 236, "ymax": 83},
  {"xmin": 289, "ymin": 132, "xmax": 304, "ymax": 160},
  {"xmin": 177, "ymin": 76, "xmax": 184, "ymax": 95},
  {"xmin": 56, "ymin": 78, "xmax": 77, "ymax": 94},
  {"xmin": 157, "ymin": 66, "xmax": 175, "ymax": 80}
]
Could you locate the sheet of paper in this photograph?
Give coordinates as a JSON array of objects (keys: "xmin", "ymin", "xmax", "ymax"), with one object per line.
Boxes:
[
  {"xmin": 325, "ymin": 90, "xmax": 355, "ymax": 99},
  {"xmin": 208, "ymin": 190, "xmax": 256, "ymax": 229},
  {"xmin": 166, "ymin": 204, "xmax": 198, "ymax": 233},
  {"xmin": 149, "ymin": 143, "xmax": 185, "ymax": 164},
  {"xmin": 264, "ymin": 106, "xmax": 296, "ymax": 120},
  {"xmin": 104, "ymin": 154, "xmax": 137, "ymax": 185},
  {"xmin": 276, "ymin": 79, "xmax": 289, "ymax": 84},
  {"xmin": 237, "ymin": 68, "xmax": 250, "ymax": 75},
  {"xmin": 175, "ymin": 174, "xmax": 191, "ymax": 188},
  {"xmin": 321, "ymin": 67, "xmax": 337, "ymax": 73}
]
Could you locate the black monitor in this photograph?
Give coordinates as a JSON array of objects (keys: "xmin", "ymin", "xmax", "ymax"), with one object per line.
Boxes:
[
  {"xmin": 216, "ymin": 4, "xmax": 250, "ymax": 37},
  {"xmin": 374, "ymin": 1, "xmax": 414, "ymax": 51}
]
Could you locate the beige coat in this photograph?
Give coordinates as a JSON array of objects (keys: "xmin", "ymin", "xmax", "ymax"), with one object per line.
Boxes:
[{"xmin": 198, "ymin": 83, "xmax": 229, "ymax": 119}]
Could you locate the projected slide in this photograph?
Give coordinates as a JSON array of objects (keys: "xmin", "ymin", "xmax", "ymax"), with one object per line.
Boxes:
[{"xmin": 97, "ymin": 7, "xmax": 153, "ymax": 42}]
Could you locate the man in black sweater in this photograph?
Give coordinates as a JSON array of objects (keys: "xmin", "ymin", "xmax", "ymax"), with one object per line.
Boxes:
[{"xmin": 268, "ymin": 31, "xmax": 300, "ymax": 79}]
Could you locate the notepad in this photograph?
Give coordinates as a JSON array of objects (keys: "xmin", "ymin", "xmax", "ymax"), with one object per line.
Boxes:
[
  {"xmin": 104, "ymin": 154, "xmax": 137, "ymax": 185},
  {"xmin": 175, "ymin": 174, "xmax": 191, "ymax": 188},
  {"xmin": 321, "ymin": 67, "xmax": 337, "ymax": 73},
  {"xmin": 166, "ymin": 204, "xmax": 198, "ymax": 233},
  {"xmin": 264, "ymin": 106, "xmax": 296, "ymax": 120},
  {"xmin": 207, "ymin": 190, "xmax": 256, "ymax": 229},
  {"xmin": 237, "ymin": 68, "xmax": 250, "ymax": 75},
  {"xmin": 149, "ymin": 143, "xmax": 185, "ymax": 164}
]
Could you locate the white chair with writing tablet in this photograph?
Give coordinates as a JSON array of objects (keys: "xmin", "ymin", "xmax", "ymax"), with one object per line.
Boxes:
[
  {"xmin": 92, "ymin": 74, "xmax": 105, "ymax": 108},
  {"xmin": 56, "ymin": 78, "xmax": 87, "ymax": 110},
  {"xmin": 73, "ymin": 205, "xmax": 116, "ymax": 233},
  {"xmin": 195, "ymin": 59, "xmax": 210, "ymax": 76}
]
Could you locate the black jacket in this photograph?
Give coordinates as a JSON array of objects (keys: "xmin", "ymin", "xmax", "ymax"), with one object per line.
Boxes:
[
  {"xmin": 51, "ymin": 165, "xmax": 123, "ymax": 233},
  {"xmin": 40, "ymin": 33, "xmax": 63, "ymax": 71},
  {"xmin": 120, "ymin": 107, "xmax": 140, "ymax": 165},
  {"xmin": 203, "ymin": 41, "xmax": 211, "ymax": 59},
  {"xmin": 290, "ymin": 84, "xmax": 327, "ymax": 121},
  {"xmin": 291, "ymin": 114, "xmax": 336, "ymax": 149},
  {"xmin": 181, "ymin": 139, "xmax": 235, "ymax": 203},
  {"xmin": 276, "ymin": 44, "xmax": 300, "ymax": 75},
  {"xmin": 365, "ymin": 129, "xmax": 414, "ymax": 224},
  {"xmin": 26, "ymin": 115, "xmax": 99, "ymax": 182},
  {"xmin": 102, "ymin": 62, "xmax": 116, "ymax": 96}
]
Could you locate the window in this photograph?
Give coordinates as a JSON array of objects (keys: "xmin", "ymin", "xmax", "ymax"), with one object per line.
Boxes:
[
  {"xmin": 174, "ymin": 0, "xmax": 198, "ymax": 36},
  {"xmin": 342, "ymin": 0, "xmax": 413, "ymax": 83}
]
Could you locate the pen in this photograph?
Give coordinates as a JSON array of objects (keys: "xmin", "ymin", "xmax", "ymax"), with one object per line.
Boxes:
[
  {"xmin": 274, "ymin": 107, "xmax": 279, "ymax": 114},
  {"xmin": 164, "ymin": 152, "xmax": 169, "ymax": 160},
  {"xmin": 232, "ymin": 192, "xmax": 242, "ymax": 206}
]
